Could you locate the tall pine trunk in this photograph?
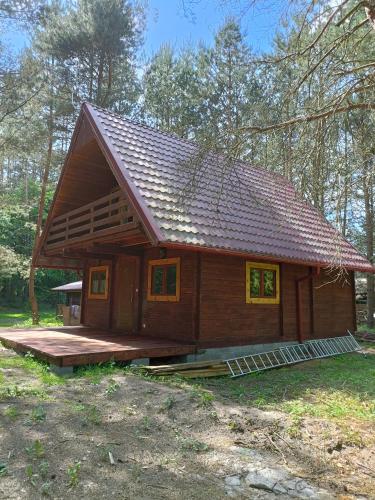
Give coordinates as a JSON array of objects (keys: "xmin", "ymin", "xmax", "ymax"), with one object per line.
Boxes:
[
  {"xmin": 364, "ymin": 170, "xmax": 374, "ymax": 329},
  {"xmin": 29, "ymin": 103, "xmax": 54, "ymax": 324}
]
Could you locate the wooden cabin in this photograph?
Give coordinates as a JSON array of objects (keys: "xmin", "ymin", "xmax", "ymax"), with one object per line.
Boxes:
[{"xmin": 32, "ymin": 103, "xmax": 373, "ymax": 359}]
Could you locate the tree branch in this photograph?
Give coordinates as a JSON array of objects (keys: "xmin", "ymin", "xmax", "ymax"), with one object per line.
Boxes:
[{"xmin": 239, "ymin": 102, "xmax": 375, "ymax": 134}]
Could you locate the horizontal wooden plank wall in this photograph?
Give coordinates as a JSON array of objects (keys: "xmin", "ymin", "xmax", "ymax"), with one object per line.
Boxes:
[
  {"xmin": 313, "ymin": 269, "xmax": 355, "ymax": 337},
  {"xmin": 197, "ymin": 254, "xmax": 355, "ymax": 348},
  {"xmin": 82, "ymin": 258, "xmax": 113, "ymax": 330},
  {"xmin": 198, "ymin": 254, "xmax": 281, "ymax": 347},
  {"xmin": 140, "ymin": 248, "xmax": 196, "ymax": 342}
]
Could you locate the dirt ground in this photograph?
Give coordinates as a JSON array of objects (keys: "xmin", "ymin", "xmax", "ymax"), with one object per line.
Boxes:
[{"xmin": 0, "ymin": 346, "xmax": 375, "ymax": 499}]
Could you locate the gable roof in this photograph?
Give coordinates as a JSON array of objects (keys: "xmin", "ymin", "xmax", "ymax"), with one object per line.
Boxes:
[{"xmin": 82, "ymin": 103, "xmax": 372, "ymax": 273}]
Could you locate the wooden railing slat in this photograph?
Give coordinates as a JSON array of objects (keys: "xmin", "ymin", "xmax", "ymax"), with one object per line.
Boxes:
[
  {"xmin": 45, "ymin": 189, "xmax": 138, "ymax": 249},
  {"xmin": 51, "ymin": 189, "xmax": 122, "ymax": 224}
]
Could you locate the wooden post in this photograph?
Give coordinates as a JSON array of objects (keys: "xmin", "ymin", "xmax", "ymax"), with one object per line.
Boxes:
[
  {"xmin": 193, "ymin": 252, "xmax": 201, "ymax": 344},
  {"xmin": 351, "ymin": 270, "xmax": 357, "ymax": 333},
  {"xmin": 279, "ymin": 263, "xmax": 284, "ymax": 337},
  {"xmin": 137, "ymin": 251, "xmax": 144, "ymax": 334},
  {"xmin": 309, "ymin": 267, "xmax": 315, "ymax": 338}
]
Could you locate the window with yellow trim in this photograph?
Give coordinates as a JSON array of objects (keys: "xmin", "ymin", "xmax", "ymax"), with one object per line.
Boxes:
[
  {"xmin": 147, "ymin": 258, "xmax": 180, "ymax": 302},
  {"xmin": 246, "ymin": 262, "xmax": 280, "ymax": 304},
  {"xmin": 88, "ymin": 265, "xmax": 109, "ymax": 300}
]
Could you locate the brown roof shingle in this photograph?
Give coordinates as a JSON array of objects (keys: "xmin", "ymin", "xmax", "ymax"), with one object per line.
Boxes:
[{"xmin": 87, "ymin": 103, "xmax": 373, "ymax": 272}]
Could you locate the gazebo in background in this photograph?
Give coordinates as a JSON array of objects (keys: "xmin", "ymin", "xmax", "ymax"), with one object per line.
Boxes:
[{"xmin": 52, "ymin": 281, "xmax": 82, "ymax": 326}]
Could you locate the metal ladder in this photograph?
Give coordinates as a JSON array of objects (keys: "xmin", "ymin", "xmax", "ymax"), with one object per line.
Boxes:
[{"xmin": 225, "ymin": 332, "xmax": 361, "ymax": 378}]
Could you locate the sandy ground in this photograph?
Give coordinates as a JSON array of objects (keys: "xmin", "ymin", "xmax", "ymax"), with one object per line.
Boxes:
[{"xmin": 0, "ymin": 347, "xmax": 374, "ymax": 499}]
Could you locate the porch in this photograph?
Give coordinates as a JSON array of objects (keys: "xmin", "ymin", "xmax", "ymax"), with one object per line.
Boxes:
[{"xmin": 0, "ymin": 327, "xmax": 196, "ymax": 368}]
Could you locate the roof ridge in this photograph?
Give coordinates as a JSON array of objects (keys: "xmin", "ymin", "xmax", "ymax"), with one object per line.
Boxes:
[{"xmin": 86, "ymin": 102, "xmax": 200, "ymax": 149}]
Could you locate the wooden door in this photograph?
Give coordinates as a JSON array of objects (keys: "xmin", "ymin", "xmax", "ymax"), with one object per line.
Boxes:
[{"xmin": 112, "ymin": 256, "xmax": 139, "ymax": 332}]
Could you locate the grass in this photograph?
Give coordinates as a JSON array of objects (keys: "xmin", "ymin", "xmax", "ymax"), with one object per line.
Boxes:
[
  {"xmin": 0, "ymin": 351, "xmax": 65, "ymax": 386},
  {"xmin": 1, "ymin": 323, "xmax": 374, "ymax": 424},
  {"xmin": 195, "ymin": 352, "xmax": 375, "ymax": 422},
  {"xmin": 0, "ymin": 307, "xmax": 62, "ymax": 328},
  {"xmin": 357, "ymin": 323, "xmax": 375, "ymax": 334}
]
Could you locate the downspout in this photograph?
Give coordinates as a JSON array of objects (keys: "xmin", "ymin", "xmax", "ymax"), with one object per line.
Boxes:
[{"xmin": 296, "ymin": 266, "xmax": 320, "ymax": 343}]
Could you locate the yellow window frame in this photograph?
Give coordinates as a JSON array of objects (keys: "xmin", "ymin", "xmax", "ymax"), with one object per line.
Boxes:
[
  {"xmin": 88, "ymin": 265, "xmax": 109, "ymax": 300},
  {"xmin": 246, "ymin": 261, "xmax": 280, "ymax": 304},
  {"xmin": 147, "ymin": 257, "xmax": 180, "ymax": 302}
]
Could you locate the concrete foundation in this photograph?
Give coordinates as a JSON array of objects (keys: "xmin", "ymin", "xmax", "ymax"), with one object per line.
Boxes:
[
  {"xmin": 131, "ymin": 357, "xmax": 150, "ymax": 366},
  {"xmin": 50, "ymin": 365, "xmax": 74, "ymax": 375},
  {"xmin": 185, "ymin": 341, "xmax": 298, "ymax": 363}
]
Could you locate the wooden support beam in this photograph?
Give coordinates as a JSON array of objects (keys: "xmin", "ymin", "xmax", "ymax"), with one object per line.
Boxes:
[
  {"xmin": 34, "ymin": 255, "xmax": 84, "ymax": 270},
  {"xmin": 193, "ymin": 252, "xmax": 201, "ymax": 343},
  {"xmin": 89, "ymin": 243, "xmax": 146, "ymax": 255}
]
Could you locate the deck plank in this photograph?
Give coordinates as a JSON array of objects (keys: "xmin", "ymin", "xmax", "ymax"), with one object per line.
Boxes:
[{"xmin": 0, "ymin": 327, "xmax": 195, "ymax": 367}]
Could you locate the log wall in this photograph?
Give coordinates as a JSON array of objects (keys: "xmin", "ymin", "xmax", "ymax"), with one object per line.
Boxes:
[{"xmin": 81, "ymin": 248, "xmax": 355, "ymax": 346}]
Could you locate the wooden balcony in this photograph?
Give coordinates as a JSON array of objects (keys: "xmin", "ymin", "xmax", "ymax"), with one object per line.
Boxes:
[{"xmin": 45, "ymin": 189, "xmax": 140, "ymax": 251}]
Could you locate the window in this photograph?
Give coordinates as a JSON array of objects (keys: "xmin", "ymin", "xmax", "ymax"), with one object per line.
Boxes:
[
  {"xmin": 88, "ymin": 265, "xmax": 109, "ymax": 300},
  {"xmin": 246, "ymin": 262, "xmax": 280, "ymax": 304},
  {"xmin": 147, "ymin": 258, "xmax": 180, "ymax": 302}
]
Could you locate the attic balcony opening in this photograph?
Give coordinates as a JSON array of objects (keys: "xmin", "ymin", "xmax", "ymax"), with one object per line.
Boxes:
[{"xmin": 44, "ymin": 189, "xmax": 139, "ymax": 252}]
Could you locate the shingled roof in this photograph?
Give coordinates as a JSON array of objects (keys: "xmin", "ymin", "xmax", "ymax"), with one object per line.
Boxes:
[{"xmin": 83, "ymin": 103, "xmax": 372, "ymax": 272}]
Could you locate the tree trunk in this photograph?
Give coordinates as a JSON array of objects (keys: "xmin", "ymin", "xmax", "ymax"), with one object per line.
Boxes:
[
  {"xmin": 29, "ymin": 102, "xmax": 54, "ymax": 325},
  {"xmin": 364, "ymin": 171, "xmax": 374, "ymax": 328}
]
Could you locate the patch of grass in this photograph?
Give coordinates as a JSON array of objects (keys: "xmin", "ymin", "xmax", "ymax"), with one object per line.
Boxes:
[
  {"xmin": 195, "ymin": 353, "xmax": 375, "ymax": 422},
  {"xmin": 25, "ymin": 464, "xmax": 37, "ymax": 486},
  {"xmin": 357, "ymin": 324, "xmax": 375, "ymax": 334},
  {"xmin": 74, "ymin": 403, "xmax": 101, "ymax": 426},
  {"xmin": 67, "ymin": 461, "xmax": 81, "ymax": 488},
  {"xmin": 286, "ymin": 415, "xmax": 303, "ymax": 439},
  {"xmin": 179, "ymin": 436, "xmax": 209, "ymax": 453},
  {"xmin": 0, "ymin": 351, "xmax": 65, "ymax": 386},
  {"xmin": 0, "ymin": 462, "xmax": 8, "ymax": 476},
  {"xmin": 41, "ymin": 481, "xmax": 52, "ymax": 497},
  {"xmin": 0, "ymin": 308, "xmax": 62, "ymax": 328},
  {"xmin": 3, "ymin": 405, "xmax": 20, "ymax": 418},
  {"xmin": 159, "ymin": 395, "xmax": 176, "ymax": 412},
  {"xmin": 191, "ymin": 386, "xmax": 215, "ymax": 408},
  {"xmin": 29, "ymin": 405, "xmax": 47, "ymax": 423},
  {"xmin": 0, "ymin": 385, "xmax": 48, "ymax": 400},
  {"xmin": 141, "ymin": 415, "xmax": 151, "ymax": 431},
  {"xmin": 25, "ymin": 439, "xmax": 45, "ymax": 459},
  {"xmin": 74, "ymin": 361, "xmax": 120, "ymax": 384},
  {"xmin": 105, "ymin": 378, "xmax": 120, "ymax": 396}
]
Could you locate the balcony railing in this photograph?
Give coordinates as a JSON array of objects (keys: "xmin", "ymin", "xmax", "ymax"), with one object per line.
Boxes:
[{"xmin": 45, "ymin": 189, "xmax": 137, "ymax": 250}]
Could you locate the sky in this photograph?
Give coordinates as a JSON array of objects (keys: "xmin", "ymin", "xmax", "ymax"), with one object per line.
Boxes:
[
  {"xmin": 4, "ymin": 0, "xmax": 287, "ymax": 58},
  {"xmin": 143, "ymin": 0, "xmax": 287, "ymax": 55}
]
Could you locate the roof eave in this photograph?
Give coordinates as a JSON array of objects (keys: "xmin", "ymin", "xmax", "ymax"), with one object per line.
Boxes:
[{"xmin": 161, "ymin": 241, "xmax": 375, "ymax": 273}]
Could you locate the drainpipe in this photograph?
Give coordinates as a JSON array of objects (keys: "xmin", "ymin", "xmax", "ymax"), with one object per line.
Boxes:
[{"xmin": 296, "ymin": 266, "xmax": 320, "ymax": 343}]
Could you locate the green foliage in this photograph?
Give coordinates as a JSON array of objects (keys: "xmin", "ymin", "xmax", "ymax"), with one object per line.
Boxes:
[
  {"xmin": 179, "ymin": 436, "xmax": 209, "ymax": 453},
  {"xmin": 0, "ymin": 462, "xmax": 8, "ymax": 476},
  {"xmin": 105, "ymin": 378, "xmax": 120, "ymax": 396},
  {"xmin": 75, "ymin": 403, "xmax": 101, "ymax": 426},
  {"xmin": 30, "ymin": 404, "xmax": 47, "ymax": 423},
  {"xmin": 25, "ymin": 439, "xmax": 45, "ymax": 458},
  {"xmin": 67, "ymin": 461, "xmax": 81, "ymax": 487},
  {"xmin": 3, "ymin": 405, "xmax": 20, "ymax": 418}
]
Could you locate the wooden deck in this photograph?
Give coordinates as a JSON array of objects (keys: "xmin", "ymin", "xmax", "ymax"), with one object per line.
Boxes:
[{"xmin": 0, "ymin": 327, "xmax": 195, "ymax": 367}]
